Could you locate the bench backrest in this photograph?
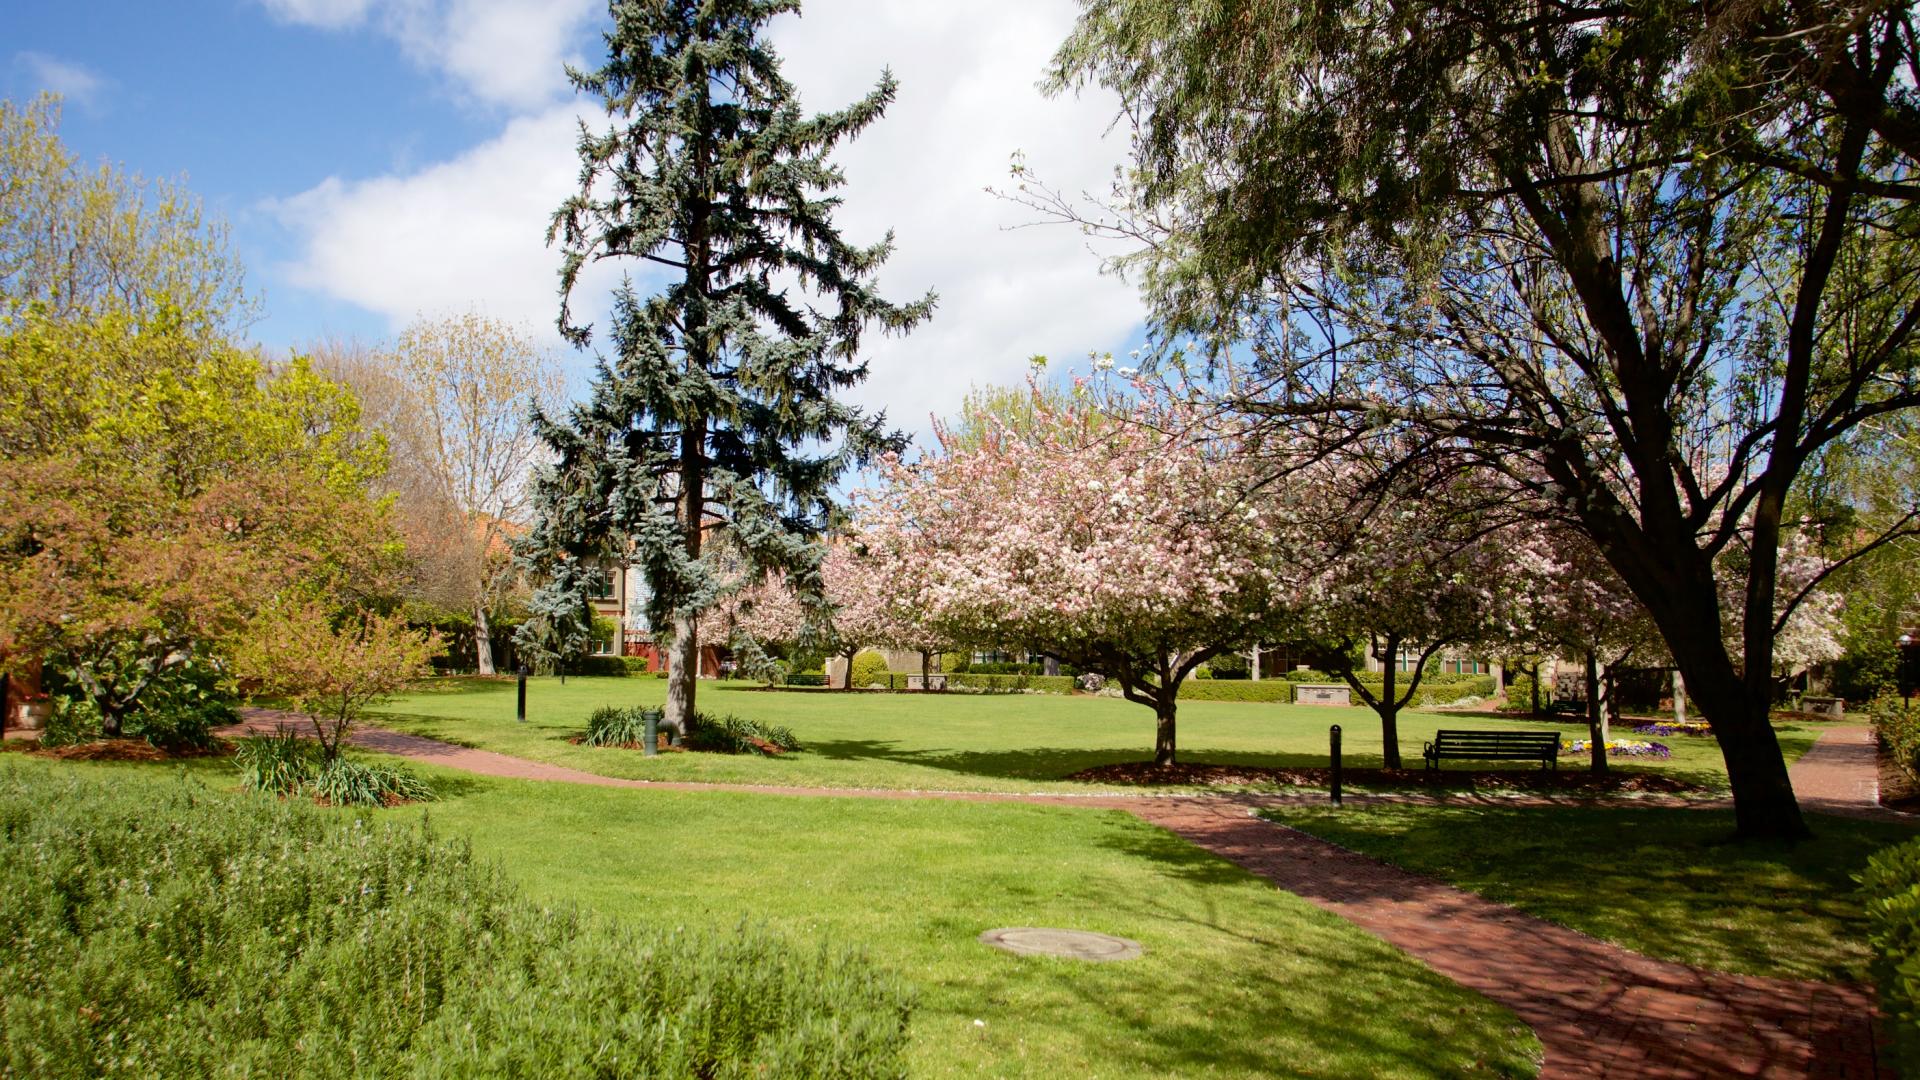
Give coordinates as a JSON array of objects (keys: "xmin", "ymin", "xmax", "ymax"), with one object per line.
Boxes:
[{"xmin": 1432, "ymin": 730, "xmax": 1561, "ymax": 755}]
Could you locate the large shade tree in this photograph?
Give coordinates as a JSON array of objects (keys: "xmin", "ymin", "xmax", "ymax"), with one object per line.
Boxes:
[
  {"xmin": 523, "ymin": 0, "xmax": 932, "ymax": 735},
  {"xmin": 1046, "ymin": 0, "xmax": 1920, "ymax": 837}
]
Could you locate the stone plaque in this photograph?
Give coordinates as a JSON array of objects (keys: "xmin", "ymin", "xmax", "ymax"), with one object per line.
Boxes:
[
  {"xmin": 979, "ymin": 927, "xmax": 1142, "ymax": 961},
  {"xmin": 1293, "ymin": 683, "xmax": 1351, "ymax": 706}
]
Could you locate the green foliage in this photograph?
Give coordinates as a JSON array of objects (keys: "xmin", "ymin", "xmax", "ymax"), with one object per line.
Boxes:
[
  {"xmin": 1863, "ymin": 837, "xmax": 1920, "ymax": 1076},
  {"xmin": 687, "ymin": 713, "xmax": 802, "ymax": 756},
  {"xmin": 940, "ymin": 652, "xmax": 970, "ymax": 674},
  {"xmin": 233, "ymin": 730, "xmax": 435, "ymax": 807},
  {"xmin": 0, "ymin": 767, "xmax": 911, "ymax": 1077},
  {"xmin": 522, "ymin": 0, "xmax": 934, "ymax": 738},
  {"xmin": 569, "ymin": 655, "xmax": 633, "ymax": 678},
  {"xmin": 948, "ymin": 672, "xmax": 1077, "ymax": 694},
  {"xmin": 787, "ymin": 672, "xmax": 829, "ymax": 687},
  {"xmin": 1874, "ymin": 697, "xmax": 1920, "ymax": 785},
  {"xmin": 850, "ymin": 650, "xmax": 890, "ymax": 688},
  {"xmin": 1500, "ymin": 675, "xmax": 1541, "ymax": 713},
  {"xmin": 35, "ymin": 694, "xmax": 101, "ymax": 748},
  {"xmin": 1834, "ymin": 638, "xmax": 1898, "ymax": 702},
  {"xmin": 583, "ymin": 705, "xmax": 660, "ymax": 748},
  {"xmin": 1280, "ymin": 669, "xmax": 1334, "ymax": 682},
  {"xmin": 622, "ymin": 655, "xmax": 653, "ymax": 675},
  {"xmin": 1176, "ymin": 680, "xmax": 1294, "ymax": 703}
]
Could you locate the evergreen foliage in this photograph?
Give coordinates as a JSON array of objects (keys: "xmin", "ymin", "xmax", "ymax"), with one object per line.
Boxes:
[{"xmin": 521, "ymin": 0, "xmax": 933, "ymax": 731}]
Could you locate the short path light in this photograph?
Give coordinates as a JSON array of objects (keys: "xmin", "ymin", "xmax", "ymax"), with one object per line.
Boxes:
[
  {"xmin": 516, "ymin": 665, "xmax": 529, "ymax": 723},
  {"xmin": 1330, "ymin": 724, "xmax": 1343, "ymax": 807}
]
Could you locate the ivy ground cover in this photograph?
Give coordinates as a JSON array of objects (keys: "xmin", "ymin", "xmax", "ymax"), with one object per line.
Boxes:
[{"xmin": 371, "ymin": 676, "xmax": 1823, "ymax": 794}]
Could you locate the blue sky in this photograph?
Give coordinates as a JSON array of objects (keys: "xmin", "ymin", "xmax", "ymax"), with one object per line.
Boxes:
[{"xmin": 3, "ymin": 0, "xmax": 1149, "ymax": 438}]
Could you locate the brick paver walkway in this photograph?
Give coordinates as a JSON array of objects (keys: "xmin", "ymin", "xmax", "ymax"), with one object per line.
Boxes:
[
  {"xmin": 1130, "ymin": 799, "xmax": 1883, "ymax": 1079},
  {"xmin": 226, "ymin": 711, "xmax": 1896, "ymax": 1078}
]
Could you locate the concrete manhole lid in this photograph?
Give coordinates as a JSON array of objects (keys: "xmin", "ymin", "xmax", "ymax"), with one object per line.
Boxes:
[{"xmin": 979, "ymin": 927, "xmax": 1143, "ymax": 961}]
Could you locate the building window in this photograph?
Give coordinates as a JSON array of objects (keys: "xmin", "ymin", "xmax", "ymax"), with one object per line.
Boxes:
[
  {"xmin": 1447, "ymin": 658, "xmax": 1489, "ymax": 675},
  {"xmin": 586, "ymin": 566, "xmax": 617, "ymax": 600}
]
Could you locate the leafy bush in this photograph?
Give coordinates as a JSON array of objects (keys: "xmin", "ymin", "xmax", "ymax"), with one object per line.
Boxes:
[
  {"xmin": 1862, "ymin": 836, "xmax": 1920, "ymax": 1076},
  {"xmin": 1176, "ymin": 680, "xmax": 1295, "ymax": 703},
  {"xmin": 686, "ymin": 712, "xmax": 801, "ymax": 755},
  {"xmin": 570, "ymin": 655, "xmax": 632, "ymax": 677},
  {"xmin": 940, "ymin": 652, "xmax": 970, "ymax": 674},
  {"xmin": 234, "ymin": 730, "xmax": 435, "ymax": 806},
  {"xmin": 35, "ymin": 694, "xmax": 102, "ymax": 748},
  {"xmin": 786, "ymin": 671, "xmax": 829, "ymax": 687},
  {"xmin": 948, "ymin": 672, "xmax": 1076, "ymax": 694},
  {"xmin": 1207, "ymin": 652, "xmax": 1251, "ymax": 680},
  {"xmin": 1281, "ymin": 669, "xmax": 1334, "ymax": 682},
  {"xmin": 1875, "ymin": 696, "xmax": 1920, "ymax": 784},
  {"xmin": 1500, "ymin": 675, "xmax": 1540, "ymax": 713},
  {"xmin": 850, "ymin": 650, "xmax": 891, "ymax": 688},
  {"xmin": 584, "ymin": 705, "xmax": 662, "ymax": 747},
  {"xmin": 0, "ymin": 767, "xmax": 911, "ymax": 1078},
  {"xmin": 622, "ymin": 655, "xmax": 654, "ymax": 675},
  {"xmin": 1349, "ymin": 674, "xmax": 1497, "ymax": 707}
]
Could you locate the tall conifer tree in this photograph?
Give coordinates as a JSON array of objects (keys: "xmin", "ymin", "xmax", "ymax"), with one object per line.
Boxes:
[{"xmin": 521, "ymin": 0, "xmax": 933, "ymax": 731}]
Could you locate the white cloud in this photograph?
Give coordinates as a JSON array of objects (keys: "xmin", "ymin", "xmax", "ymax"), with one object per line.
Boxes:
[
  {"xmin": 267, "ymin": 106, "xmax": 599, "ymax": 337},
  {"xmin": 257, "ymin": 0, "xmax": 598, "ymax": 111},
  {"xmin": 15, "ymin": 52, "xmax": 110, "ymax": 114},
  {"xmin": 269, "ymin": 0, "xmax": 1144, "ymax": 445}
]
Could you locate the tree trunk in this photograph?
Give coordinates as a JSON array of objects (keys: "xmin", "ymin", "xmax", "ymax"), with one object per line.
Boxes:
[
  {"xmin": 1379, "ymin": 646, "xmax": 1402, "ymax": 769},
  {"xmin": 1673, "ymin": 669, "xmax": 1686, "ymax": 724},
  {"xmin": 1530, "ymin": 662, "xmax": 1543, "ymax": 717},
  {"xmin": 666, "ymin": 614, "xmax": 697, "ymax": 736},
  {"xmin": 1585, "ymin": 650, "xmax": 1607, "ymax": 775},
  {"xmin": 921, "ymin": 650, "xmax": 932, "ymax": 690},
  {"xmin": 1153, "ymin": 696, "xmax": 1177, "ymax": 766},
  {"xmin": 474, "ymin": 603, "xmax": 496, "ymax": 676}
]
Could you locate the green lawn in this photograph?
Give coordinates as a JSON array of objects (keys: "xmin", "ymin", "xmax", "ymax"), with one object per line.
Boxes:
[
  {"xmin": 1265, "ymin": 803, "xmax": 1908, "ymax": 984},
  {"xmin": 367, "ymin": 676, "xmax": 1821, "ymax": 794},
  {"xmin": 5, "ymin": 752, "xmax": 1541, "ymax": 1079}
]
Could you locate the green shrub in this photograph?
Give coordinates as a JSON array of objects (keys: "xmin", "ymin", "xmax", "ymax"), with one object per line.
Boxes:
[
  {"xmin": 947, "ymin": 672, "xmax": 1075, "ymax": 694},
  {"xmin": 571, "ymin": 655, "xmax": 632, "ymax": 677},
  {"xmin": 1500, "ymin": 675, "xmax": 1541, "ymax": 712},
  {"xmin": 584, "ymin": 705, "xmax": 662, "ymax": 747},
  {"xmin": 622, "ymin": 655, "xmax": 654, "ymax": 675},
  {"xmin": 0, "ymin": 767, "xmax": 911, "ymax": 1078},
  {"xmin": 1875, "ymin": 696, "xmax": 1920, "ymax": 783},
  {"xmin": 1281, "ymin": 669, "xmax": 1333, "ymax": 682},
  {"xmin": 685, "ymin": 712, "xmax": 801, "ymax": 755},
  {"xmin": 234, "ymin": 730, "xmax": 435, "ymax": 807},
  {"xmin": 940, "ymin": 652, "xmax": 970, "ymax": 674},
  {"xmin": 850, "ymin": 650, "xmax": 890, "ymax": 688},
  {"xmin": 1176, "ymin": 680, "xmax": 1296, "ymax": 703},
  {"xmin": 786, "ymin": 672, "xmax": 829, "ymax": 687},
  {"xmin": 36, "ymin": 695, "xmax": 102, "ymax": 748},
  {"xmin": 1863, "ymin": 837, "xmax": 1920, "ymax": 1075}
]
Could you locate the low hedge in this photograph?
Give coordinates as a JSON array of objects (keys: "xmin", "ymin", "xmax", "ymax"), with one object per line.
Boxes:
[
  {"xmin": 1349, "ymin": 674, "xmax": 1498, "ymax": 707},
  {"xmin": 1176, "ymin": 680, "xmax": 1296, "ymax": 703},
  {"xmin": 948, "ymin": 672, "xmax": 1076, "ymax": 694},
  {"xmin": 1875, "ymin": 696, "xmax": 1920, "ymax": 785},
  {"xmin": 0, "ymin": 767, "xmax": 911, "ymax": 1078},
  {"xmin": 1863, "ymin": 836, "xmax": 1920, "ymax": 1075}
]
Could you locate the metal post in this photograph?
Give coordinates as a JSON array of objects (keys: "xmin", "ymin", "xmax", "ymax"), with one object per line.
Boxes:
[
  {"xmin": 516, "ymin": 666, "xmax": 528, "ymax": 723},
  {"xmin": 1330, "ymin": 724, "xmax": 1343, "ymax": 807},
  {"xmin": 643, "ymin": 709, "xmax": 659, "ymax": 757}
]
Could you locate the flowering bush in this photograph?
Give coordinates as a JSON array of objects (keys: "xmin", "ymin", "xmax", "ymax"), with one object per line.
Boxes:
[
  {"xmin": 1560, "ymin": 738, "xmax": 1672, "ymax": 759},
  {"xmin": 1633, "ymin": 721, "xmax": 1713, "ymax": 738}
]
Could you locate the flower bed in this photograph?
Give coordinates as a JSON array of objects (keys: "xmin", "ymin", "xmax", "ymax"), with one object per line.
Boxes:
[
  {"xmin": 1560, "ymin": 738, "xmax": 1672, "ymax": 759},
  {"xmin": 1633, "ymin": 721, "xmax": 1713, "ymax": 738}
]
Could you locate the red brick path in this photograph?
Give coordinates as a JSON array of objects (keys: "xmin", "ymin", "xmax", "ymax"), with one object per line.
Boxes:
[{"xmin": 228, "ymin": 711, "xmax": 1896, "ymax": 1078}]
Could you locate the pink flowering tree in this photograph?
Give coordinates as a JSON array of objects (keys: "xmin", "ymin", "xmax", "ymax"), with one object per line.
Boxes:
[
  {"xmin": 1286, "ymin": 456, "xmax": 1547, "ymax": 769},
  {"xmin": 858, "ymin": 378, "xmax": 1291, "ymax": 764}
]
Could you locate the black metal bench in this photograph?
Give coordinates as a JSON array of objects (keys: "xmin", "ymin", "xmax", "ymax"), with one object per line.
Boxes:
[{"xmin": 1423, "ymin": 729, "xmax": 1561, "ymax": 770}]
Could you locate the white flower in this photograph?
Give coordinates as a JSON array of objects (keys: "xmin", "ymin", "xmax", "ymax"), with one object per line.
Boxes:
[
  {"xmin": 1093, "ymin": 353, "xmax": 1115, "ymax": 371},
  {"xmin": 1117, "ymin": 366, "xmax": 1138, "ymax": 379}
]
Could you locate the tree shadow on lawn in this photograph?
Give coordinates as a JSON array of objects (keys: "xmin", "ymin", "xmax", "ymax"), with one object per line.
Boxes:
[
  {"xmin": 799, "ymin": 737, "xmax": 1331, "ymax": 784},
  {"xmin": 978, "ymin": 878, "xmax": 1540, "ymax": 1078}
]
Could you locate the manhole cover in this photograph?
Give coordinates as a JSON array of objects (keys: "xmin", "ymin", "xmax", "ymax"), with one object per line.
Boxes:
[{"xmin": 978, "ymin": 927, "xmax": 1143, "ymax": 961}]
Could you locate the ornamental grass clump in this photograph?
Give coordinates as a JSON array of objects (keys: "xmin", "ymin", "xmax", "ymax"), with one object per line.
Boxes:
[
  {"xmin": 687, "ymin": 712, "xmax": 801, "ymax": 756},
  {"xmin": 583, "ymin": 704, "xmax": 661, "ymax": 747},
  {"xmin": 0, "ymin": 767, "xmax": 912, "ymax": 1078},
  {"xmin": 233, "ymin": 729, "xmax": 434, "ymax": 806}
]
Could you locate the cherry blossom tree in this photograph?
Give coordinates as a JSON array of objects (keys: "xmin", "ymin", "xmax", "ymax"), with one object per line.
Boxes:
[
  {"xmin": 858, "ymin": 378, "xmax": 1291, "ymax": 764},
  {"xmin": 1287, "ymin": 462, "xmax": 1546, "ymax": 770}
]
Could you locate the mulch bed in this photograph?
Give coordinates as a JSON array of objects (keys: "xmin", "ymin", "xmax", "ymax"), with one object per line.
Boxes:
[
  {"xmin": 0, "ymin": 737, "xmax": 236, "ymax": 762},
  {"xmin": 1875, "ymin": 735, "xmax": 1920, "ymax": 814},
  {"xmin": 1068, "ymin": 761, "xmax": 1704, "ymax": 794}
]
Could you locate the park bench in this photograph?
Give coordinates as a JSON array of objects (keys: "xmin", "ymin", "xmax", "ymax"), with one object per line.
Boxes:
[{"xmin": 1423, "ymin": 729, "xmax": 1561, "ymax": 771}]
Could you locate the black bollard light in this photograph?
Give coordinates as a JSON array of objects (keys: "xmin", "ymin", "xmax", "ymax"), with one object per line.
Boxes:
[
  {"xmin": 643, "ymin": 709, "xmax": 659, "ymax": 757},
  {"xmin": 1330, "ymin": 724, "xmax": 1343, "ymax": 807},
  {"xmin": 516, "ymin": 665, "xmax": 528, "ymax": 723}
]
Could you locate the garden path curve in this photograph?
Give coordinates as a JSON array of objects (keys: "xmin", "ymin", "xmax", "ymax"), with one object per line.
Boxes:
[{"xmin": 229, "ymin": 711, "xmax": 1898, "ymax": 1078}]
